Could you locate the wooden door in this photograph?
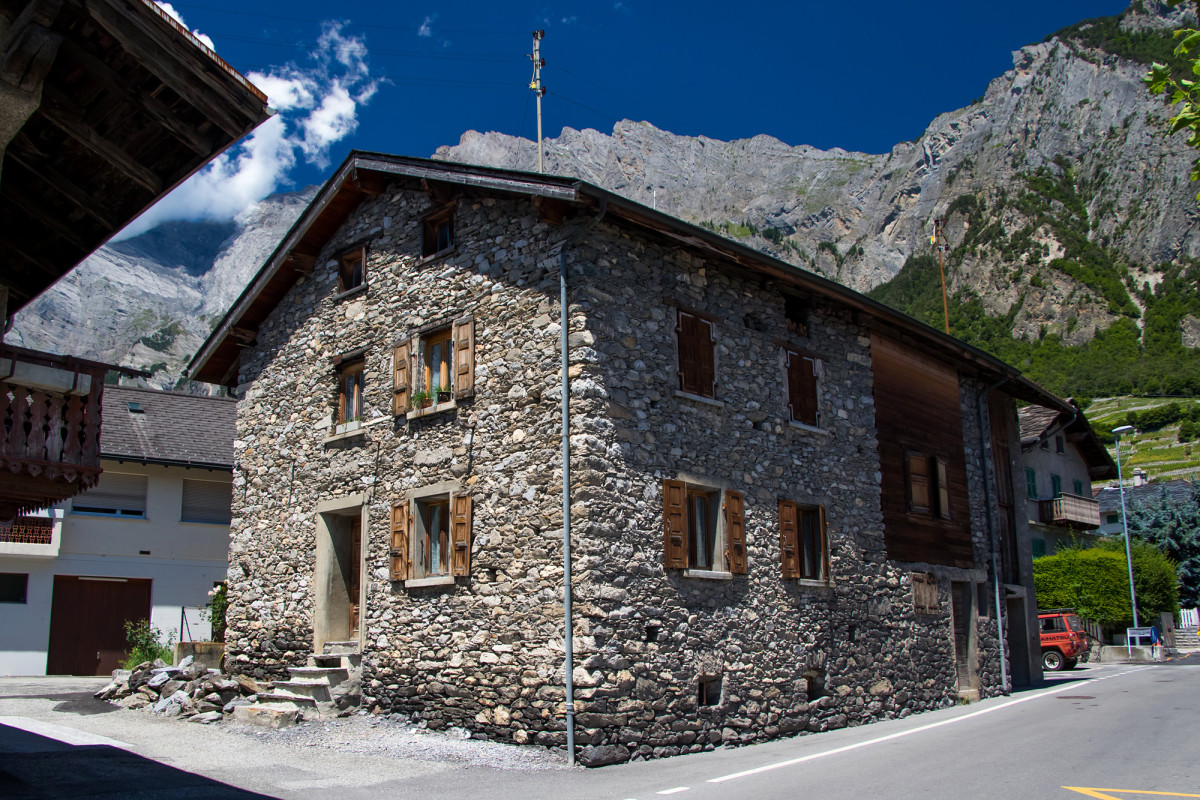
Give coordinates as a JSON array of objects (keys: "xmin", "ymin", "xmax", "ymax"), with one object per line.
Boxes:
[
  {"xmin": 349, "ymin": 516, "xmax": 361, "ymax": 639},
  {"xmin": 47, "ymin": 575, "xmax": 152, "ymax": 675}
]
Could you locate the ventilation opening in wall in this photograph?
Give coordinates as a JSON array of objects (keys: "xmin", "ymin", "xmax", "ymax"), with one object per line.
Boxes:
[
  {"xmin": 804, "ymin": 670, "xmax": 826, "ymax": 700},
  {"xmin": 784, "ymin": 295, "xmax": 810, "ymax": 337},
  {"xmin": 698, "ymin": 676, "xmax": 722, "ymax": 707},
  {"xmin": 644, "ymin": 624, "xmax": 660, "ymax": 643}
]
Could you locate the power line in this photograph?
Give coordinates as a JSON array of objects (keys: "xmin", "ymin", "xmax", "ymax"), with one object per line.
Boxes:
[{"xmin": 550, "ymin": 90, "xmax": 623, "ymax": 127}]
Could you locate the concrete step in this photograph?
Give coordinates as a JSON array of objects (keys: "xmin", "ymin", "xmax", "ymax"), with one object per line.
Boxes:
[
  {"xmin": 269, "ymin": 680, "xmax": 333, "ymax": 704},
  {"xmin": 322, "ymin": 641, "xmax": 360, "ymax": 655},
  {"xmin": 289, "ymin": 666, "xmax": 350, "ymax": 688}
]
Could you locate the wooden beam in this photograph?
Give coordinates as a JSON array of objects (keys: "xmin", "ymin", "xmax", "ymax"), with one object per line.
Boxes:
[
  {"xmin": 58, "ymin": 37, "xmax": 213, "ymax": 156},
  {"xmin": 286, "ymin": 252, "xmax": 315, "ymax": 275},
  {"xmin": 421, "ymin": 178, "xmax": 459, "ymax": 205},
  {"xmin": 230, "ymin": 326, "xmax": 258, "ymax": 345},
  {"xmin": 84, "ymin": 0, "xmax": 258, "ymax": 140},
  {"xmin": 352, "ymin": 168, "xmax": 386, "ymax": 196},
  {"xmin": 6, "ymin": 138, "xmax": 121, "ymax": 230},
  {"xmin": 533, "ymin": 196, "xmax": 569, "ymax": 226},
  {"xmin": 4, "ymin": 189, "xmax": 96, "ymax": 252},
  {"xmin": 38, "ymin": 85, "xmax": 163, "ymax": 193}
]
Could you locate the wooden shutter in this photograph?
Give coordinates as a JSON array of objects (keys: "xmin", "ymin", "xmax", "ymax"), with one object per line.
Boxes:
[
  {"xmin": 818, "ymin": 504, "xmax": 830, "ymax": 580},
  {"xmin": 450, "ymin": 493, "xmax": 472, "ymax": 577},
  {"xmin": 778, "ymin": 499, "xmax": 800, "ymax": 579},
  {"xmin": 662, "ymin": 479, "xmax": 688, "ymax": 569},
  {"xmin": 907, "ymin": 452, "xmax": 930, "ymax": 513},
  {"xmin": 936, "ymin": 458, "xmax": 951, "ymax": 519},
  {"xmin": 452, "ymin": 316, "xmax": 475, "ymax": 399},
  {"xmin": 725, "ymin": 490, "xmax": 747, "ymax": 574},
  {"xmin": 390, "ymin": 502, "xmax": 410, "ymax": 581},
  {"xmin": 786, "ymin": 351, "xmax": 818, "ymax": 426},
  {"xmin": 676, "ymin": 311, "xmax": 715, "ymax": 397},
  {"xmin": 392, "ymin": 339, "xmax": 411, "ymax": 414}
]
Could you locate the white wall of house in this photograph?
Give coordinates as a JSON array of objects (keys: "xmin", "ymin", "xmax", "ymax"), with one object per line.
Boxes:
[{"xmin": 0, "ymin": 459, "xmax": 230, "ymax": 676}]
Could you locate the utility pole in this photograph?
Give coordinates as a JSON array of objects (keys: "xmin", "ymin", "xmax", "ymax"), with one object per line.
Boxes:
[
  {"xmin": 529, "ymin": 30, "xmax": 546, "ymax": 173},
  {"xmin": 931, "ymin": 218, "xmax": 950, "ymax": 334}
]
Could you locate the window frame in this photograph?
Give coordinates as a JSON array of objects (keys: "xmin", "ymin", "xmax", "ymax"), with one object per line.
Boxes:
[
  {"xmin": 1073, "ymin": 479, "xmax": 1084, "ymax": 497},
  {"xmin": 180, "ymin": 478, "xmax": 233, "ymax": 525},
  {"xmin": 421, "ymin": 205, "xmax": 456, "ymax": 258},
  {"xmin": 71, "ymin": 472, "xmax": 147, "ymax": 518},
  {"xmin": 336, "ymin": 358, "xmax": 365, "ymax": 426},
  {"xmin": 394, "ymin": 316, "xmax": 476, "ymax": 416},
  {"xmin": 778, "ymin": 499, "xmax": 829, "ymax": 583},
  {"xmin": 1051, "ymin": 473, "xmax": 1063, "ymax": 498},
  {"xmin": 662, "ymin": 479, "xmax": 745, "ymax": 576},
  {"xmin": 905, "ymin": 450, "xmax": 950, "ymax": 520},
  {"xmin": 0, "ymin": 573, "xmax": 29, "ymax": 604},
  {"xmin": 390, "ymin": 489, "xmax": 472, "ymax": 583},
  {"xmin": 415, "ymin": 495, "xmax": 451, "ymax": 578},
  {"xmin": 1025, "ymin": 467, "xmax": 1038, "ymax": 500},
  {"xmin": 336, "ymin": 245, "xmax": 367, "ymax": 294}
]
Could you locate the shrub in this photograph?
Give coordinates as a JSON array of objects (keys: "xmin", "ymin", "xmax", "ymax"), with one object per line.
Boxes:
[
  {"xmin": 122, "ymin": 619, "xmax": 174, "ymax": 669},
  {"xmin": 207, "ymin": 582, "xmax": 228, "ymax": 643}
]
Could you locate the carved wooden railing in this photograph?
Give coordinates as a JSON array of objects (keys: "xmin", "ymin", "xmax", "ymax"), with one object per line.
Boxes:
[
  {"xmin": 1038, "ymin": 493, "xmax": 1101, "ymax": 530},
  {"xmin": 0, "ymin": 516, "xmax": 54, "ymax": 544}
]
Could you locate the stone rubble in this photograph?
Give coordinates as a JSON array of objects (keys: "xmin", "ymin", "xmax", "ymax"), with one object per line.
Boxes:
[{"xmin": 95, "ymin": 655, "xmax": 272, "ymax": 725}]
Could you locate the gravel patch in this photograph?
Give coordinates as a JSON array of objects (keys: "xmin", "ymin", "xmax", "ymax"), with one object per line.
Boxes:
[{"xmin": 227, "ymin": 713, "xmax": 572, "ymax": 772}]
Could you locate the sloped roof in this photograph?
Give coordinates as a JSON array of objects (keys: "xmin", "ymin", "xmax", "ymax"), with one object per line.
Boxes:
[
  {"xmin": 1018, "ymin": 401, "xmax": 1118, "ymax": 480},
  {"xmin": 100, "ymin": 386, "xmax": 234, "ymax": 469},
  {"xmin": 1095, "ymin": 478, "xmax": 1196, "ymax": 513},
  {"xmin": 186, "ymin": 151, "xmax": 1073, "ymax": 416}
]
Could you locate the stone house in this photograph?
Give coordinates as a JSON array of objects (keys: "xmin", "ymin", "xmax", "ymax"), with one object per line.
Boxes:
[{"xmin": 188, "ymin": 152, "xmax": 1076, "ymax": 760}]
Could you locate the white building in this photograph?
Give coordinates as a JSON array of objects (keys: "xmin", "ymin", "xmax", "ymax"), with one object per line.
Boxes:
[{"xmin": 0, "ymin": 386, "xmax": 233, "ymax": 675}]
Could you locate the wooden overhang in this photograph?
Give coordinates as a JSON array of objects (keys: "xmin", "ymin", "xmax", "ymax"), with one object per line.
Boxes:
[
  {"xmin": 186, "ymin": 151, "xmax": 1075, "ymax": 416},
  {"xmin": 0, "ymin": 0, "xmax": 272, "ymax": 316}
]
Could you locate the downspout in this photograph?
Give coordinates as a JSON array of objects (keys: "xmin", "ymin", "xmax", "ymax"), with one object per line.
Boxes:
[
  {"xmin": 977, "ymin": 374, "xmax": 1010, "ymax": 695},
  {"xmin": 560, "ymin": 199, "xmax": 606, "ymax": 766}
]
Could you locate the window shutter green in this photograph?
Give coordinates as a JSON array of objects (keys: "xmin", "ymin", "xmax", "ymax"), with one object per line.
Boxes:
[{"xmin": 1025, "ymin": 468, "xmax": 1038, "ymax": 500}]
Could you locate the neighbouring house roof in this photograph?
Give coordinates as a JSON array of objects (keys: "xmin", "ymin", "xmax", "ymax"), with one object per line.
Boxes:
[
  {"xmin": 100, "ymin": 386, "xmax": 235, "ymax": 469},
  {"xmin": 0, "ymin": 0, "xmax": 272, "ymax": 316},
  {"xmin": 1095, "ymin": 478, "xmax": 1196, "ymax": 513},
  {"xmin": 186, "ymin": 152, "xmax": 1073, "ymax": 415},
  {"xmin": 1018, "ymin": 400, "xmax": 1118, "ymax": 481}
]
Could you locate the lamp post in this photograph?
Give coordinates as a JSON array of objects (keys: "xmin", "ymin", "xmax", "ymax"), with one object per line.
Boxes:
[{"xmin": 1112, "ymin": 425, "xmax": 1139, "ymax": 629}]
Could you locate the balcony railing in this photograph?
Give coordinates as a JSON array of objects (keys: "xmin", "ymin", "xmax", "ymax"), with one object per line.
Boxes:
[
  {"xmin": 0, "ymin": 516, "xmax": 54, "ymax": 544},
  {"xmin": 1038, "ymin": 493, "xmax": 1101, "ymax": 530}
]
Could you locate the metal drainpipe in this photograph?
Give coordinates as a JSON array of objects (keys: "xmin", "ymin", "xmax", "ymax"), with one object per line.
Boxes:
[
  {"xmin": 560, "ymin": 200, "xmax": 606, "ymax": 766},
  {"xmin": 977, "ymin": 375, "xmax": 1010, "ymax": 694}
]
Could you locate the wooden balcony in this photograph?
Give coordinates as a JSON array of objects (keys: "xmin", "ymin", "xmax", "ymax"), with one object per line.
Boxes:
[
  {"xmin": 1, "ymin": 346, "xmax": 106, "ymax": 521},
  {"xmin": 1038, "ymin": 493, "xmax": 1101, "ymax": 530}
]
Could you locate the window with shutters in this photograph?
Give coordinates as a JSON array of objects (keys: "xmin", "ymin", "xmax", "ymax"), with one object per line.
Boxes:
[
  {"xmin": 778, "ymin": 500, "xmax": 828, "ymax": 582},
  {"xmin": 390, "ymin": 489, "xmax": 472, "ymax": 584},
  {"xmin": 72, "ymin": 472, "xmax": 147, "ymax": 518},
  {"xmin": 662, "ymin": 479, "xmax": 746, "ymax": 576},
  {"xmin": 393, "ymin": 316, "xmax": 475, "ymax": 417},
  {"xmin": 421, "ymin": 205, "xmax": 455, "ymax": 258},
  {"xmin": 675, "ymin": 309, "xmax": 717, "ymax": 399},
  {"xmin": 1051, "ymin": 473, "xmax": 1063, "ymax": 498},
  {"xmin": 784, "ymin": 349, "xmax": 820, "ymax": 428},
  {"xmin": 906, "ymin": 451, "xmax": 950, "ymax": 519},
  {"xmin": 1073, "ymin": 479, "xmax": 1084, "ymax": 496},
  {"xmin": 181, "ymin": 479, "xmax": 232, "ymax": 525},
  {"xmin": 1025, "ymin": 467, "xmax": 1038, "ymax": 500},
  {"xmin": 336, "ymin": 246, "xmax": 366, "ymax": 294},
  {"xmin": 336, "ymin": 358, "xmax": 365, "ymax": 426}
]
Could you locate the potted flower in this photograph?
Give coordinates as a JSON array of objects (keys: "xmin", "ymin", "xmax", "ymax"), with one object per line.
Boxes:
[
  {"xmin": 411, "ymin": 389, "xmax": 431, "ymax": 410},
  {"xmin": 431, "ymin": 383, "xmax": 452, "ymax": 404}
]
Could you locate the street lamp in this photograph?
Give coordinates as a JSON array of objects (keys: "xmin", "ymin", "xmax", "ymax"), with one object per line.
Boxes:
[{"xmin": 1112, "ymin": 425, "xmax": 1139, "ymax": 629}]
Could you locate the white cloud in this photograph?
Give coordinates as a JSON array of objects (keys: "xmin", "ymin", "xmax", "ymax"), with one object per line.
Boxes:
[
  {"xmin": 154, "ymin": 2, "xmax": 215, "ymax": 51},
  {"xmin": 418, "ymin": 14, "xmax": 436, "ymax": 37},
  {"xmin": 114, "ymin": 21, "xmax": 381, "ymax": 240}
]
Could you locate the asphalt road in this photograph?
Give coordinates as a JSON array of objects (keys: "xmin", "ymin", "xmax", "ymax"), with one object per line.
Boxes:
[{"xmin": 2, "ymin": 658, "xmax": 1198, "ymax": 799}]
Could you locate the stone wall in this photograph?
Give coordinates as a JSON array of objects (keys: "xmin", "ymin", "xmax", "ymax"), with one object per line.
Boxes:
[{"xmin": 226, "ymin": 177, "xmax": 1008, "ymax": 758}]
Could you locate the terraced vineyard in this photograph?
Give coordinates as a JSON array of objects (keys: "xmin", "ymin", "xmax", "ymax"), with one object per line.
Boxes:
[{"xmin": 1085, "ymin": 397, "xmax": 1200, "ymax": 484}]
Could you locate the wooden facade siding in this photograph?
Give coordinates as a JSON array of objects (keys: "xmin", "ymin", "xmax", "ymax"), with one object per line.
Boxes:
[{"xmin": 870, "ymin": 334, "xmax": 974, "ymax": 568}]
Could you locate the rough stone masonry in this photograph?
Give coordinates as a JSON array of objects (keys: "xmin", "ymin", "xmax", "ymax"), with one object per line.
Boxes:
[{"xmin": 226, "ymin": 174, "xmax": 1006, "ymax": 762}]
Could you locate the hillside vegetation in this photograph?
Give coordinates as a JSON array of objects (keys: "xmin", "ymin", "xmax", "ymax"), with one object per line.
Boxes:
[{"xmin": 1087, "ymin": 396, "xmax": 1200, "ymax": 481}]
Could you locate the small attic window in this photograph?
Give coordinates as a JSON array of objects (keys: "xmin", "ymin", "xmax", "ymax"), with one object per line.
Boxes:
[
  {"xmin": 785, "ymin": 296, "xmax": 810, "ymax": 337},
  {"xmin": 422, "ymin": 206, "xmax": 455, "ymax": 257},
  {"xmin": 127, "ymin": 402, "xmax": 144, "ymax": 414},
  {"xmin": 337, "ymin": 246, "xmax": 366, "ymax": 293}
]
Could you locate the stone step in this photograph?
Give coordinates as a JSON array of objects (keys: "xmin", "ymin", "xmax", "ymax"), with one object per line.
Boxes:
[
  {"xmin": 231, "ymin": 704, "xmax": 299, "ymax": 729},
  {"xmin": 322, "ymin": 641, "xmax": 360, "ymax": 656},
  {"xmin": 252, "ymin": 691, "xmax": 319, "ymax": 710},
  {"xmin": 269, "ymin": 680, "xmax": 333, "ymax": 703},
  {"xmin": 310, "ymin": 651, "xmax": 361, "ymax": 671},
  {"xmin": 289, "ymin": 666, "xmax": 350, "ymax": 688}
]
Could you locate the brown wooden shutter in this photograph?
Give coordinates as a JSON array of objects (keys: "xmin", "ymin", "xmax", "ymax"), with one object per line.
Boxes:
[
  {"xmin": 452, "ymin": 316, "xmax": 475, "ymax": 399},
  {"xmin": 725, "ymin": 490, "xmax": 747, "ymax": 574},
  {"xmin": 778, "ymin": 499, "xmax": 800, "ymax": 579},
  {"xmin": 676, "ymin": 312, "xmax": 715, "ymax": 397},
  {"xmin": 936, "ymin": 458, "xmax": 951, "ymax": 519},
  {"xmin": 450, "ymin": 493, "xmax": 472, "ymax": 577},
  {"xmin": 390, "ymin": 502, "xmax": 410, "ymax": 581},
  {"xmin": 662, "ymin": 479, "xmax": 688, "ymax": 569},
  {"xmin": 786, "ymin": 351, "xmax": 818, "ymax": 426},
  {"xmin": 818, "ymin": 504, "xmax": 830, "ymax": 580},
  {"xmin": 392, "ymin": 339, "xmax": 411, "ymax": 414}
]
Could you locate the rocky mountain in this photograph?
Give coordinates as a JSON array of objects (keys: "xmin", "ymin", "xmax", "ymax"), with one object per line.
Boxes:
[
  {"xmin": 436, "ymin": 1, "xmax": 1199, "ymax": 357},
  {"xmin": 7, "ymin": 189, "xmax": 314, "ymax": 390},
  {"xmin": 9, "ymin": 1, "xmax": 1200, "ymax": 397}
]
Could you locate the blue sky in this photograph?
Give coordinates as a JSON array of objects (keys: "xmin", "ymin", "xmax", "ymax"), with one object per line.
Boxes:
[{"xmin": 127, "ymin": 0, "xmax": 1132, "ymax": 235}]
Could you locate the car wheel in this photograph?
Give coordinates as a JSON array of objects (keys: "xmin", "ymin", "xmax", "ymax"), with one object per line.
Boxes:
[
  {"xmin": 1064, "ymin": 658, "xmax": 1078, "ymax": 670},
  {"xmin": 1042, "ymin": 649, "xmax": 1065, "ymax": 671}
]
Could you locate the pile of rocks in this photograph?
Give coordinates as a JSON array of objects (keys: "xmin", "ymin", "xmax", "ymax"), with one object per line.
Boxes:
[{"xmin": 94, "ymin": 655, "xmax": 264, "ymax": 724}]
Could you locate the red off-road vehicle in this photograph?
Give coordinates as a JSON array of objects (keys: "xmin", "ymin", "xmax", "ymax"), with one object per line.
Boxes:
[{"xmin": 1038, "ymin": 608, "xmax": 1087, "ymax": 671}]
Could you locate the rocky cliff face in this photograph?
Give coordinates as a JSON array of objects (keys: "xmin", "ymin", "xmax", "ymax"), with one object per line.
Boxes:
[
  {"xmin": 436, "ymin": 1, "xmax": 1199, "ymax": 347},
  {"xmin": 7, "ymin": 189, "xmax": 314, "ymax": 389}
]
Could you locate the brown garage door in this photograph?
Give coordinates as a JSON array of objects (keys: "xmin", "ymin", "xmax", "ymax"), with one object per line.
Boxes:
[{"xmin": 47, "ymin": 576, "xmax": 152, "ymax": 675}]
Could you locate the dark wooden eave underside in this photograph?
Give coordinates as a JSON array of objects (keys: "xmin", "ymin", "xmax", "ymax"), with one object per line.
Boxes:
[
  {"xmin": 187, "ymin": 152, "xmax": 1075, "ymax": 416},
  {"xmin": 0, "ymin": 0, "xmax": 271, "ymax": 314}
]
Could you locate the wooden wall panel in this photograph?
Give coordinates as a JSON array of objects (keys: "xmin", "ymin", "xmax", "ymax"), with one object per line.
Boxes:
[{"xmin": 871, "ymin": 334, "xmax": 974, "ymax": 567}]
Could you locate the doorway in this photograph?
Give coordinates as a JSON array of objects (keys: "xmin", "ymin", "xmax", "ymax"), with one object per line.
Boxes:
[
  {"xmin": 314, "ymin": 495, "xmax": 366, "ymax": 652},
  {"xmin": 47, "ymin": 575, "xmax": 152, "ymax": 675},
  {"xmin": 950, "ymin": 580, "xmax": 978, "ymax": 697}
]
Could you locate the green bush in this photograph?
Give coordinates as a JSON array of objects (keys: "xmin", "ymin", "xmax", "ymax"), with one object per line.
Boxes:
[
  {"xmin": 122, "ymin": 619, "xmax": 174, "ymax": 669},
  {"xmin": 1034, "ymin": 547, "xmax": 1132, "ymax": 625},
  {"xmin": 207, "ymin": 582, "xmax": 228, "ymax": 643}
]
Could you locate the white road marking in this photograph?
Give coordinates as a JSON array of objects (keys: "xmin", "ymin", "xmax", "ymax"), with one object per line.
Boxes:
[
  {"xmin": 657, "ymin": 788, "xmax": 691, "ymax": 795},
  {"xmin": 0, "ymin": 716, "xmax": 132, "ymax": 749},
  {"xmin": 707, "ymin": 668, "xmax": 1152, "ymax": 784}
]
